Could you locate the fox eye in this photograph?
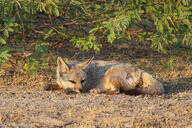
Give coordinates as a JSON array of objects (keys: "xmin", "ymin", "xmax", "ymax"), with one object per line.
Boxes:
[
  {"xmin": 81, "ymin": 79, "xmax": 86, "ymax": 83},
  {"xmin": 69, "ymin": 80, "xmax": 76, "ymax": 84}
]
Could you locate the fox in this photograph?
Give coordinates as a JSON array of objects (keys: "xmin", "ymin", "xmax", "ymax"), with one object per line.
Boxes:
[{"xmin": 44, "ymin": 57, "xmax": 165, "ymax": 95}]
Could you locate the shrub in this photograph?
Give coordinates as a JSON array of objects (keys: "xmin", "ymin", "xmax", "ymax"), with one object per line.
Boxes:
[{"xmin": 0, "ymin": 0, "xmax": 191, "ymax": 72}]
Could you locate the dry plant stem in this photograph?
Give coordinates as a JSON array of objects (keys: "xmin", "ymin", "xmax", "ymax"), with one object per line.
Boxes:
[{"xmin": 70, "ymin": 51, "xmax": 82, "ymax": 60}]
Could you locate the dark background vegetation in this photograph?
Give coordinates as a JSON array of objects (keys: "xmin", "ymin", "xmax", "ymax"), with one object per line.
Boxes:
[{"xmin": 0, "ymin": 0, "xmax": 191, "ymax": 73}]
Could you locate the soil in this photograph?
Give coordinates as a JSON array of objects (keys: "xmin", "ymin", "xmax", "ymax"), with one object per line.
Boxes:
[{"xmin": 0, "ymin": 41, "xmax": 192, "ymax": 128}]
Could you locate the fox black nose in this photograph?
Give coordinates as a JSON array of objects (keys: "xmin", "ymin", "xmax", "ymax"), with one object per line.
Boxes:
[{"xmin": 79, "ymin": 88, "xmax": 83, "ymax": 92}]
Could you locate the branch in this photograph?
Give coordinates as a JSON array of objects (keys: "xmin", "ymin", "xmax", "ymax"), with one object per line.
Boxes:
[
  {"xmin": 81, "ymin": 0, "xmax": 106, "ymax": 5},
  {"xmin": 139, "ymin": 0, "xmax": 171, "ymax": 7}
]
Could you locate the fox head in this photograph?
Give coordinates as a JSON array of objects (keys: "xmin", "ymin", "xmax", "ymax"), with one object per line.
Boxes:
[{"xmin": 56, "ymin": 57, "xmax": 93, "ymax": 93}]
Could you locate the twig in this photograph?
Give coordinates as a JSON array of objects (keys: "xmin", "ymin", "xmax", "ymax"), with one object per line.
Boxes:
[
  {"xmin": 80, "ymin": 5, "xmax": 91, "ymax": 17},
  {"xmin": 70, "ymin": 51, "xmax": 82, "ymax": 60},
  {"xmin": 15, "ymin": 1, "xmax": 25, "ymax": 40},
  {"xmin": 118, "ymin": 29, "xmax": 145, "ymax": 39}
]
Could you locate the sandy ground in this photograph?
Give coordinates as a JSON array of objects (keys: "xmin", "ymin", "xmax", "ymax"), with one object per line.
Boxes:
[{"xmin": 0, "ymin": 42, "xmax": 192, "ymax": 127}]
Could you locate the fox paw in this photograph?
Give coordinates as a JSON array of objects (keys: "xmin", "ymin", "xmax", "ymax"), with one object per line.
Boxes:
[
  {"xmin": 89, "ymin": 89, "xmax": 104, "ymax": 94},
  {"xmin": 43, "ymin": 84, "xmax": 54, "ymax": 91},
  {"xmin": 62, "ymin": 88, "xmax": 78, "ymax": 95},
  {"xmin": 43, "ymin": 83, "xmax": 62, "ymax": 91},
  {"xmin": 90, "ymin": 89, "xmax": 119, "ymax": 95}
]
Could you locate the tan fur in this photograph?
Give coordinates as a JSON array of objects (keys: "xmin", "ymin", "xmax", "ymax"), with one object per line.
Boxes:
[{"xmin": 49, "ymin": 57, "xmax": 165, "ymax": 95}]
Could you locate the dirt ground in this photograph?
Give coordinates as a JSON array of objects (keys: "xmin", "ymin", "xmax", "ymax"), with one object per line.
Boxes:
[{"xmin": 0, "ymin": 41, "xmax": 192, "ymax": 128}]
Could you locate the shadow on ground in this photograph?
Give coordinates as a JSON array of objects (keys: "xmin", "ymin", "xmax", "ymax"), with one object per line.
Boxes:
[{"xmin": 164, "ymin": 77, "xmax": 192, "ymax": 94}]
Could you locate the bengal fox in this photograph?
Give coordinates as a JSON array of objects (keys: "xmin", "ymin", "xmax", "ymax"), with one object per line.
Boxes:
[{"xmin": 45, "ymin": 57, "xmax": 165, "ymax": 95}]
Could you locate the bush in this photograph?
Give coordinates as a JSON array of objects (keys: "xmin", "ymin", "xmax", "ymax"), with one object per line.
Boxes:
[{"xmin": 0, "ymin": 0, "xmax": 191, "ymax": 72}]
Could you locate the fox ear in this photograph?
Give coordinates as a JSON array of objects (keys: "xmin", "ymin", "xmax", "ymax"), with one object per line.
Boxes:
[
  {"xmin": 57, "ymin": 57, "xmax": 70, "ymax": 73},
  {"xmin": 79, "ymin": 56, "xmax": 94, "ymax": 70}
]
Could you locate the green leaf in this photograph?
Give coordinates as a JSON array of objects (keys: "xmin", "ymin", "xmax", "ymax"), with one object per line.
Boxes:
[
  {"xmin": 8, "ymin": 23, "xmax": 18, "ymax": 27},
  {"xmin": 138, "ymin": 34, "xmax": 145, "ymax": 41},
  {"xmin": 0, "ymin": 37, "xmax": 6, "ymax": 44},
  {"xmin": 24, "ymin": 63, "xmax": 29, "ymax": 69},
  {"xmin": 7, "ymin": 27, "xmax": 14, "ymax": 32},
  {"xmin": 89, "ymin": 27, "xmax": 98, "ymax": 33},
  {"xmin": 71, "ymin": 0, "xmax": 81, "ymax": 5},
  {"xmin": 157, "ymin": 21, "xmax": 164, "ymax": 33},
  {"xmin": 107, "ymin": 29, "xmax": 116, "ymax": 43},
  {"xmin": 54, "ymin": 8, "xmax": 60, "ymax": 16},
  {"xmin": 4, "ymin": 29, "xmax": 9, "ymax": 38},
  {"xmin": 183, "ymin": 19, "xmax": 191, "ymax": 25},
  {"xmin": 44, "ymin": 29, "xmax": 53, "ymax": 39}
]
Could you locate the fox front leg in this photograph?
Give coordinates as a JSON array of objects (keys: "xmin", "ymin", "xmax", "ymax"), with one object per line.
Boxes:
[
  {"xmin": 89, "ymin": 89, "xmax": 120, "ymax": 95},
  {"xmin": 90, "ymin": 76, "xmax": 122, "ymax": 95},
  {"xmin": 44, "ymin": 82, "xmax": 63, "ymax": 91}
]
